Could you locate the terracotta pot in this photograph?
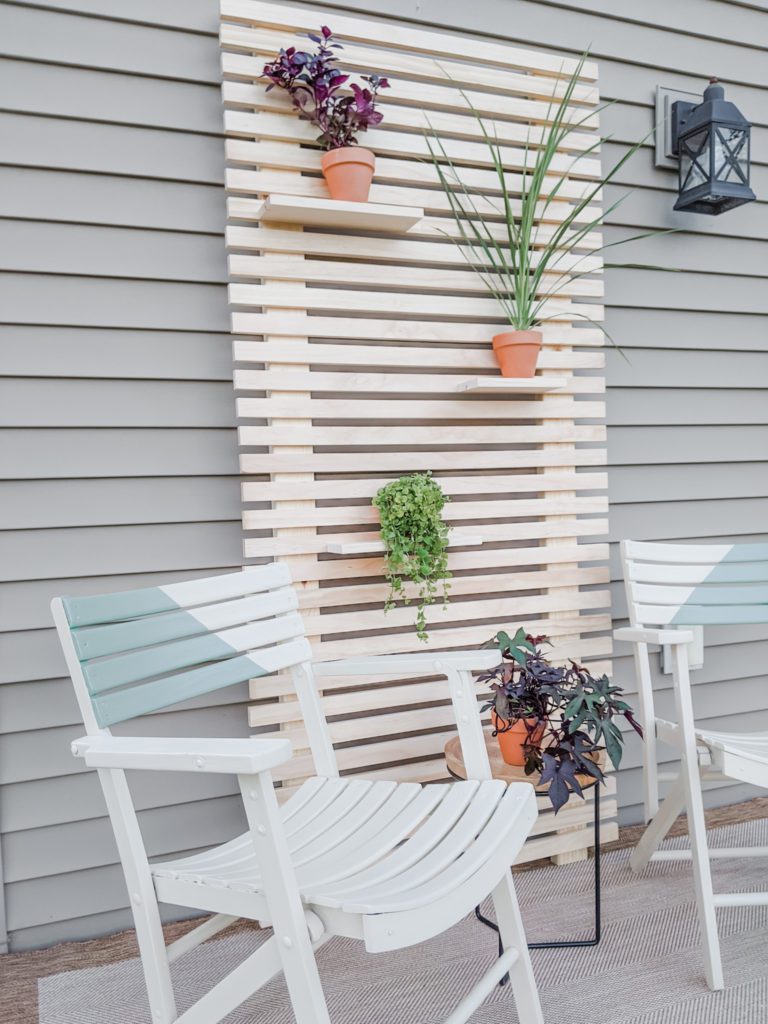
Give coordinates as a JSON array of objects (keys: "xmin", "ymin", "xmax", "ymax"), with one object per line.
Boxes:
[
  {"xmin": 491, "ymin": 330, "xmax": 542, "ymax": 378},
  {"xmin": 321, "ymin": 147, "xmax": 376, "ymax": 202},
  {"xmin": 492, "ymin": 710, "xmax": 545, "ymax": 767}
]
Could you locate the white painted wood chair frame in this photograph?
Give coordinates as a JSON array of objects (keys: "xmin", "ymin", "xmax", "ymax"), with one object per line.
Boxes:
[
  {"xmin": 54, "ymin": 565, "xmax": 544, "ymax": 1024},
  {"xmin": 617, "ymin": 539, "xmax": 768, "ymax": 991}
]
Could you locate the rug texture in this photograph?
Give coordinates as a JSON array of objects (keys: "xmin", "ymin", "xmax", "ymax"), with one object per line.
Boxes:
[{"xmin": 37, "ymin": 818, "xmax": 768, "ymax": 1024}]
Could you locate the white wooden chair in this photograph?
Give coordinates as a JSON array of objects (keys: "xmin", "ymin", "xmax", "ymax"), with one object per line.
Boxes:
[
  {"xmin": 617, "ymin": 539, "xmax": 768, "ymax": 991},
  {"xmin": 53, "ymin": 564, "xmax": 544, "ymax": 1024}
]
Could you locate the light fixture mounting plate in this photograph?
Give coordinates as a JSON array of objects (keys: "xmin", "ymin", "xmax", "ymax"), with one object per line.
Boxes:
[{"xmin": 655, "ymin": 85, "xmax": 700, "ymax": 168}]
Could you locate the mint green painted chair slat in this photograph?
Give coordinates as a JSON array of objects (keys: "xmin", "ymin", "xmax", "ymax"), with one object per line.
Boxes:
[
  {"xmin": 83, "ymin": 613, "xmax": 306, "ymax": 695},
  {"xmin": 63, "ymin": 564, "xmax": 292, "ymax": 626},
  {"xmin": 633, "ymin": 583, "xmax": 768, "ymax": 606},
  {"xmin": 623, "ymin": 540, "xmax": 768, "ymax": 564},
  {"xmin": 72, "ymin": 590, "xmax": 298, "ymax": 660},
  {"xmin": 93, "ymin": 637, "xmax": 312, "ymax": 727},
  {"xmin": 630, "ymin": 561, "xmax": 768, "ymax": 585},
  {"xmin": 635, "ymin": 604, "xmax": 768, "ymax": 626}
]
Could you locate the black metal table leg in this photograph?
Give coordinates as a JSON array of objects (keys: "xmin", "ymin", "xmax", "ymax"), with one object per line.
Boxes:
[{"xmin": 475, "ymin": 785, "xmax": 602, "ymax": 984}]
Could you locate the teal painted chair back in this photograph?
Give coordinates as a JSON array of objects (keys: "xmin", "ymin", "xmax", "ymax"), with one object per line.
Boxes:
[
  {"xmin": 52, "ymin": 565, "xmax": 312, "ymax": 733},
  {"xmin": 622, "ymin": 540, "xmax": 768, "ymax": 628}
]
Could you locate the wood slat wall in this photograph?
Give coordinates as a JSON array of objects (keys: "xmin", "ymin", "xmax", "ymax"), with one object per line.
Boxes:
[{"xmin": 220, "ymin": 1, "xmax": 612, "ymax": 808}]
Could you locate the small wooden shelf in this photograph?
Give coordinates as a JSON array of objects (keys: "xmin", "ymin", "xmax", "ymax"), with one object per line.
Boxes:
[
  {"xmin": 455, "ymin": 377, "xmax": 567, "ymax": 394},
  {"xmin": 257, "ymin": 194, "xmax": 424, "ymax": 232},
  {"xmin": 325, "ymin": 529, "xmax": 483, "ymax": 556}
]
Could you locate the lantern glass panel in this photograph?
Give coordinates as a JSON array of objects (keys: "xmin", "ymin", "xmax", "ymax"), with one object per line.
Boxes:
[
  {"xmin": 713, "ymin": 126, "xmax": 749, "ymax": 184},
  {"xmin": 679, "ymin": 128, "xmax": 710, "ymax": 192}
]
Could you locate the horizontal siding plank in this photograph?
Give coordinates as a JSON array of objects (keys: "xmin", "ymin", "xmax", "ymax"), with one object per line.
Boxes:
[
  {"xmin": 0, "ymin": 478, "xmax": 240, "ymax": 530},
  {"xmin": 608, "ymin": 462, "xmax": 768, "ymax": 504},
  {"xmin": 0, "ymin": 220, "xmax": 228, "ymax": 282},
  {"xmin": 0, "ymin": 327, "xmax": 233, "ymax": 380},
  {"xmin": 607, "ymin": 390, "xmax": 768, "ymax": 427},
  {"xmin": 0, "ymin": 167, "xmax": 225, "ymax": 233},
  {"xmin": 0, "ymin": 429, "xmax": 239, "ymax": 478},
  {"xmin": 0, "ymin": 274, "xmax": 228, "ymax": 330},
  {"xmin": 0, "ymin": 380, "xmax": 236, "ymax": 428},
  {"xmin": 608, "ymin": 425, "xmax": 768, "ymax": 464},
  {"xmin": 0, "ymin": 112, "xmax": 224, "ymax": 183},
  {"xmin": 0, "ymin": 522, "xmax": 244, "ymax": 583}
]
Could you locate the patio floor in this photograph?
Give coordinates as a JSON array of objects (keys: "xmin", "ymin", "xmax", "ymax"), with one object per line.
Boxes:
[{"xmin": 4, "ymin": 798, "xmax": 768, "ymax": 1024}]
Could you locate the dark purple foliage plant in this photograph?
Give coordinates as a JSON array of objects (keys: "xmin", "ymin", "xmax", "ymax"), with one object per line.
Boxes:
[
  {"xmin": 479, "ymin": 628, "xmax": 643, "ymax": 812},
  {"xmin": 262, "ymin": 26, "xmax": 390, "ymax": 150}
]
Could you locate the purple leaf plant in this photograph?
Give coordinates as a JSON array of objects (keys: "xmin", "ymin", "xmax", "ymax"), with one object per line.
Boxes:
[{"xmin": 262, "ymin": 26, "xmax": 390, "ymax": 150}]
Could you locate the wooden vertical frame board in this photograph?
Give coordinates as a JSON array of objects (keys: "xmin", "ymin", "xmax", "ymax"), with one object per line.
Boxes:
[{"xmin": 220, "ymin": 0, "xmax": 615, "ymax": 853}]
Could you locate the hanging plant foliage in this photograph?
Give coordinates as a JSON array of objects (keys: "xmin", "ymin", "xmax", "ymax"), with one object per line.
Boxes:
[{"xmin": 373, "ymin": 473, "xmax": 451, "ymax": 641}]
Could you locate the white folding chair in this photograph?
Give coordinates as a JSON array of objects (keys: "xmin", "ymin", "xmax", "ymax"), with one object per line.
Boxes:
[
  {"xmin": 617, "ymin": 539, "xmax": 768, "ymax": 991},
  {"xmin": 53, "ymin": 564, "xmax": 544, "ymax": 1024}
]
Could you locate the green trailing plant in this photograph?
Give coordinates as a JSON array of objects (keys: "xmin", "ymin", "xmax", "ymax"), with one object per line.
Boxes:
[
  {"xmin": 479, "ymin": 628, "xmax": 643, "ymax": 811},
  {"xmin": 425, "ymin": 53, "xmax": 673, "ymax": 347},
  {"xmin": 373, "ymin": 473, "xmax": 450, "ymax": 641}
]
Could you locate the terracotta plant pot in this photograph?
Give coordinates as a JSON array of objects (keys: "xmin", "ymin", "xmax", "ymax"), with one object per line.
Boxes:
[
  {"xmin": 321, "ymin": 146, "xmax": 376, "ymax": 202},
  {"xmin": 492, "ymin": 710, "xmax": 545, "ymax": 767},
  {"xmin": 491, "ymin": 330, "xmax": 542, "ymax": 378}
]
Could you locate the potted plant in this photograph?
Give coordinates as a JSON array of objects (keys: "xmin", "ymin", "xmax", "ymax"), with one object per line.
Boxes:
[
  {"xmin": 426, "ymin": 54, "xmax": 670, "ymax": 377},
  {"xmin": 478, "ymin": 628, "xmax": 643, "ymax": 811},
  {"xmin": 262, "ymin": 26, "xmax": 389, "ymax": 202},
  {"xmin": 373, "ymin": 472, "xmax": 451, "ymax": 641}
]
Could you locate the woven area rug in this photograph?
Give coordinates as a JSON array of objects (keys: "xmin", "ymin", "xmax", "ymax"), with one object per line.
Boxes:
[{"xmin": 38, "ymin": 818, "xmax": 768, "ymax": 1024}]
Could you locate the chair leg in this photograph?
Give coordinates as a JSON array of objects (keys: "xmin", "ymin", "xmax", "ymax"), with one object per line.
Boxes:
[
  {"xmin": 680, "ymin": 763, "xmax": 724, "ymax": 991},
  {"xmin": 630, "ymin": 773, "xmax": 686, "ymax": 873},
  {"xmin": 492, "ymin": 871, "xmax": 544, "ymax": 1024}
]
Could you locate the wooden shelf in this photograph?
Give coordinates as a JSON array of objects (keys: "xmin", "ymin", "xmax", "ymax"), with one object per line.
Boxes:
[
  {"xmin": 257, "ymin": 194, "xmax": 424, "ymax": 232},
  {"xmin": 325, "ymin": 530, "xmax": 483, "ymax": 556},
  {"xmin": 455, "ymin": 377, "xmax": 567, "ymax": 394}
]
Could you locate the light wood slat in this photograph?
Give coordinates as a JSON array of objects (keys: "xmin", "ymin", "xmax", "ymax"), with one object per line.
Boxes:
[
  {"xmin": 304, "ymin": 590, "xmax": 610, "ymax": 639},
  {"xmin": 228, "ymin": 255, "xmax": 604, "ymax": 300},
  {"xmin": 226, "ymin": 210, "xmax": 603, "ymax": 254},
  {"xmin": 231, "ymin": 329, "xmax": 606, "ymax": 354},
  {"xmin": 311, "ymin": 628, "xmax": 613, "ymax": 667},
  {"xmin": 280, "ymin": 542, "xmax": 610, "ymax": 587},
  {"xmin": 242, "ymin": 496, "xmax": 608, "ymax": 531},
  {"xmin": 240, "ymin": 423, "xmax": 605, "ymax": 446},
  {"xmin": 242, "ymin": 472, "xmax": 608, "ymax": 503},
  {"xmin": 234, "ymin": 370, "xmax": 601, "ymax": 396},
  {"xmin": 240, "ymin": 449, "xmax": 607, "ymax": 475},
  {"xmin": 292, "ymin": 563, "xmax": 609, "ymax": 619},
  {"xmin": 256, "ymin": 656, "xmax": 613, "ymax": 703},
  {"xmin": 243, "ymin": 518, "xmax": 608, "ymax": 559},
  {"xmin": 226, "ymin": 225, "xmax": 603, "ymax": 274},
  {"xmin": 237, "ymin": 397, "xmax": 605, "ymax": 421},
  {"xmin": 223, "ymin": 81, "xmax": 597, "ymax": 155},
  {"xmin": 224, "ymin": 110, "xmax": 600, "ymax": 193},
  {"xmin": 225, "ymin": 165, "xmax": 603, "ymax": 227},
  {"xmin": 221, "ymin": 0, "xmax": 598, "ymax": 80},
  {"xmin": 220, "ymin": 26, "xmax": 599, "ymax": 107},
  {"xmin": 229, "ymin": 284, "xmax": 602, "ymax": 323}
]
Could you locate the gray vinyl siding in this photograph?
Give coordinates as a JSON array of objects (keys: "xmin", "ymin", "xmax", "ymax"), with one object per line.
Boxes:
[{"xmin": 0, "ymin": 0, "xmax": 765, "ymax": 951}]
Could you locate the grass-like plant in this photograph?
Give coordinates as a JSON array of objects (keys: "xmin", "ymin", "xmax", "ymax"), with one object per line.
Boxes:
[
  {"xmin": 373, "ymin": 473, "xmax": 450, "ymax": 641},
  {"xmin": 425, "ymin": 52, "xmax": 669, "ymax": 344}
]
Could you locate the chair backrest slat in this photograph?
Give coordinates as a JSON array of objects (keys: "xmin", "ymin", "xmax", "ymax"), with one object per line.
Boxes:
[
  {"xmin": 92, "ymin": 636, "xmax": 311, "ymax": 727},
  {"xmin": 83, "ymin": 613, "xmax": 306, "ymax": 696},
  {"xmin": 622, "ymin": 540, "xmax": 768, "ymax": 629},
  {"xmin": 71, "ymin": 589, "xmax": 298, "ymax": 660}
]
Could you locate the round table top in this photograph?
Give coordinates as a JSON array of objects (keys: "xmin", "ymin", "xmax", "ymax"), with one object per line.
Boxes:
[{"xmin": 444, "ymin": 730, "xmax": 601, "ymax": 793}]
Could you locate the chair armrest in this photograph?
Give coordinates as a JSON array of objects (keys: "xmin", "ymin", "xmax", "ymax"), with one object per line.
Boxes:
[
  {"xmin": 71, "ymin": 735, "xmax": 292, "ymax": 774},
  {"xmin": 614, "ymin": 627, "xmax": 695, "ymax": 646},
  {"xmin": 313, "ymin": 650, "xmax": 500, "ymax": 677}
]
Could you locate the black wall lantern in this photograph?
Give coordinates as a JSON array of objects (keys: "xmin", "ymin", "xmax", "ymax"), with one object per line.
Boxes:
[{"xmin": 670, "ymin": 79, "xmax": 755, "ymax": 215}]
